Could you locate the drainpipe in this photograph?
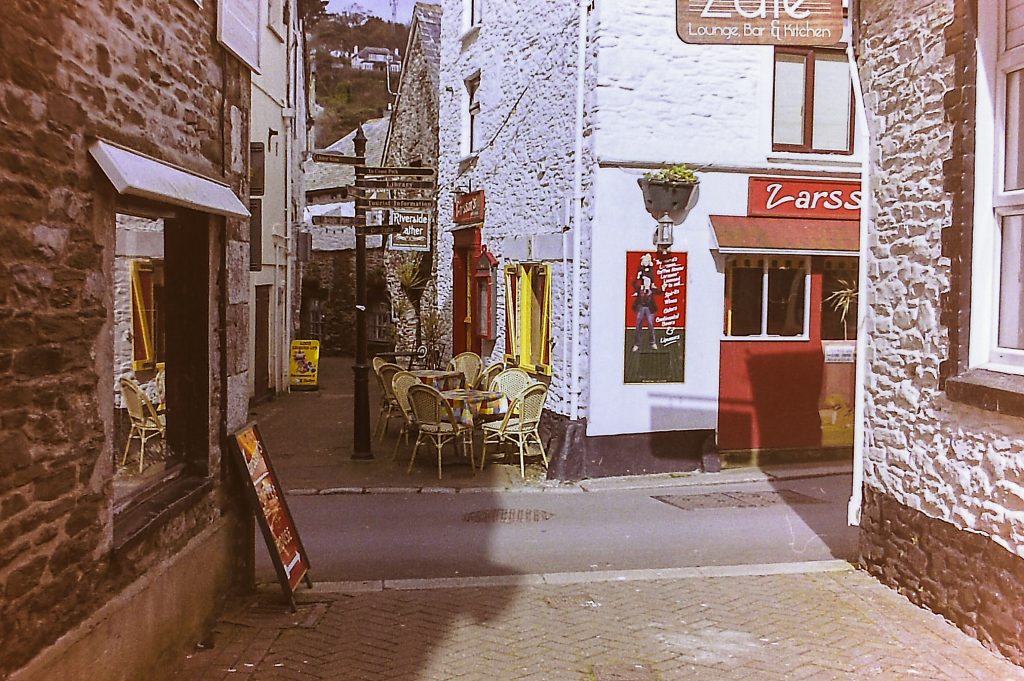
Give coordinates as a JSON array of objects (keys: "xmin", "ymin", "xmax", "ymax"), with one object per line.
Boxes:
[
  {"xmin": 570, "ymin": 0, "xmax": 588, "ymax": 422},
  {"xmin": 847, "ymin": 39, "xmax": 870, "ymax": 527}
]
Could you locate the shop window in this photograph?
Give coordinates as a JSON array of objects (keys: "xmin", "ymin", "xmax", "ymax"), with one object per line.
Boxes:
[
  {"xmin": 465, "ymin": 74, "xmax": 481, "ymax": 155},
  {"xmin": 821, "ymin": 257, "xmax": 859, "ymax": 341},
  {"xmin": 504, "ymin": 263, "xmax": 552, "ymax": 375},
  {"xmin": 130, "ymin": 258, "xmax": 166, "ymax": 371},
  {"xmin": 114, "ymin": 210, "xmax": 212, "ymax": 540},
  {"xmin": 724, "ymin": 256, "xmax": 809, "ymax": 338},
  {"xmin": 772, "ymin": 48, "xmax": 853, "ymax": 154},
  {"xmin": 369, "ymin": 301, "xmax": 392, "ymax": 344}
]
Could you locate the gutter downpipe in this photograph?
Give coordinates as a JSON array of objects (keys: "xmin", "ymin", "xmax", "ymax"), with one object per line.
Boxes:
[
  {"xmin": 847, "ymin": 38, "xmax": 870, "ymax": 527},
  {"xmin": 570, "ymin": 0, "xmax": 588, "ymax": 421}
]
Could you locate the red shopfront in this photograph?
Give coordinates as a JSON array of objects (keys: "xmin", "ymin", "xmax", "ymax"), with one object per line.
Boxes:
[
  {"xmin": 451, "ymin": 190, "xmax": 486, "ymax": 356},
  {"xmin": 714, "ymin": 177, "xmax": 861, "ymax": 452}
]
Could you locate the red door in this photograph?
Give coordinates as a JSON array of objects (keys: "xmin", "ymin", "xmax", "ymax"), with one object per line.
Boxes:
[{"xmin": 452, "ymin": 228, "xmax": 481, "ymax": 355}]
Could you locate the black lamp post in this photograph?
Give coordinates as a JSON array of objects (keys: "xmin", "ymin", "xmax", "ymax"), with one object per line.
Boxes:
[{"xmin": 352, "ymin": 126, "xmax": 372, "ymax": 460}]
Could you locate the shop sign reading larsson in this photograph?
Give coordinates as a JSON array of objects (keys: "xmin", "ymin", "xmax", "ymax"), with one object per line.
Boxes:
[{"xmin": 677, "ymin": 0, "xmax": 843, "ymax": 46}]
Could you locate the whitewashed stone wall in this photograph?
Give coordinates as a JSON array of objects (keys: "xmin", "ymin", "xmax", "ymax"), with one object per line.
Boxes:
[
  {"xmin": 113, "ymin": 215, "xmax": 164, "ymax": 407},
  {"xmin": 436, "ymin": 0, "xmax": 590, "ymax": 416},
  {"xmin": 858, "ymin": 1, "xmax": 1024, "ymax": 555}
]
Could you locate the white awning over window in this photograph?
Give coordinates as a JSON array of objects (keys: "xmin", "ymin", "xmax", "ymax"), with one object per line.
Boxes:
[{"xmin": 89, "ymin": 139, "xmax": 249, "ymax": 219}]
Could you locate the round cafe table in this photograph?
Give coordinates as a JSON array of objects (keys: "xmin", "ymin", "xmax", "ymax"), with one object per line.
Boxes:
[
  {"xmin": 410, "ymin": 369, "xmax": 465, "ymax": 392},
  {"xmin": 441, "ymin": 389, "xmax": 509, "ymax": 428}
]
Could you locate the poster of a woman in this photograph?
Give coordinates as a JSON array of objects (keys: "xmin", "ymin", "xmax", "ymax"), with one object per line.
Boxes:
[{"xmin": 624, "ymin": 251, "xmax": 686, "ymax": 383}]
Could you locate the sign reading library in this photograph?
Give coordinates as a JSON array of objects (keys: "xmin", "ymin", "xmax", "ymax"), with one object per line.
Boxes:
[{"xmin": 677, "ymin": 0, "xmax": 843, "ymax": 45}]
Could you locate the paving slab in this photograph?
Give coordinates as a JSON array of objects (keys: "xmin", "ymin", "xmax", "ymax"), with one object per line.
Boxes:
[{"xmin": 165, "ymin": 565, "xmax": 1024, "ymax": 681}]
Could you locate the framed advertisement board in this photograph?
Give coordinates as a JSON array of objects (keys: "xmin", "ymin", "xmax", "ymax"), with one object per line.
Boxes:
[
  {"xmin": 624, "ymin": 251, "xmax": 687, "ymax": 383},
  {"xmin": 230, "ymin": 423, "xmax": 311, "ymax": 610}
]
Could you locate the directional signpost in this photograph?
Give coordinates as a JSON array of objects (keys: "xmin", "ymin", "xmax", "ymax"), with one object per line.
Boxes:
[{"xmin": 310, "ymin": 143, "xmax": 436, "ymax": 461}]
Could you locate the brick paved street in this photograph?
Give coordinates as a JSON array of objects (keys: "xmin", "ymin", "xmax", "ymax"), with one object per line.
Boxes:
[{"xmin": 167, "ymin": 564, "xmax": 1024, "ymax": 680}]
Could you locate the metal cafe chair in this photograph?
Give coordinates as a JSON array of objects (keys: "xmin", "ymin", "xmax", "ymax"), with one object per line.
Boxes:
[
  {"xmin": 480, "ymin": 382, "xmax": 549, "ymax": 478},
  {"xmin": 119, "ymin": 376, "xmax": 166, "ymax": 473},
  {"xmin": 406, "ymin": 383, "xmax": 474, "ymax": 479},
  {"xmin": 447, "ymin": 351, "xmax": 483, "ymax": 389}
]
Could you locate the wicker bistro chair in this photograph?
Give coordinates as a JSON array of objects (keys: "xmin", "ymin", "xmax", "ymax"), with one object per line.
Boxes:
[
  {"xmin": 119, "ymin": 377, "xmax": 166, "ymax": 473},
  {"xmin": 476, "ymin": 362, "xmax": 504, "ymax": 390},
  {"xmin": 391, "ymin": 371, "xmax": 420, "ymax": 460},
  {"xmin": 375, "ymin": 362, "xmax": 403, "ymax": 440},
  {"xmin": 481, "ymin": 382, "xmax": 549, "ymax": 478},
  {"xmin": 489, "ymin": 367, "xmax": 534, "ymax": 404},
  {"xmin": 406, "ymin": 383, "xmax": 475, "ymax": 479},
  {"xmin": 372, "ymin": 356, "xmax": 388, "ymax": 374},
  {"xmin": 447, "ymin": 351, "xmax": 483, "ymax": 389}
]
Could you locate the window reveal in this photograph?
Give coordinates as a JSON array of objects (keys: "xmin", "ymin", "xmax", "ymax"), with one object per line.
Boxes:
[
  {"xmin": 724, "ymin": 256, "xmax": 808, "ymax": 338},
  {"xmin": 772, "ymin": 47, "xmax": 853, "ymax": 154}
]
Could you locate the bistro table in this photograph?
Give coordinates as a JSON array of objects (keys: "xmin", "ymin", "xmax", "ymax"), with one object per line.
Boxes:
[
  {"xmin": 410, "ymin": 369, "xmax": 465, "ymax": 392},
  {"xmin": 441, "ymin": 389, "xmax": 509, "ymax": 428}
]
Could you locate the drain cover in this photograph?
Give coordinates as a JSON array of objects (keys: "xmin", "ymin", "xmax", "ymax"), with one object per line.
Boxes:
[
  {"xmin": 463, "ymin": 508, "xmax": 554, "ymax": 523},
  {"xmin": 591, "ymin": 663, "xmax": 657, "ymax": 681},
  {"xmin": 653, "ymin": 489, "xmax": 824, "ymax": 511}
]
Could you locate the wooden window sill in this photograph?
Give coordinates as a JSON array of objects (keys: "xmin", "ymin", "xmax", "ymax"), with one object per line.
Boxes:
[{"xmin": 945, "ymin": 368, "xmax": 1024, "ymax": 418}]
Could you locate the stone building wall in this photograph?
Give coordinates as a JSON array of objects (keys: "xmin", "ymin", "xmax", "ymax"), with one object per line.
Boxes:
[
  {"xmin": 0, "ymin": 1, "xmax": 250, "ymax": 677},
  {"xmin": 383, "ymin": 4, "xmax": 441, "ymax": 357},
  {"xmin": 856, "ymin": 0, "xmax": 1024, "ymax": 664},
  {"xmin": 436, "ymin": 0, "xmax": 589, "ymax": 416}
]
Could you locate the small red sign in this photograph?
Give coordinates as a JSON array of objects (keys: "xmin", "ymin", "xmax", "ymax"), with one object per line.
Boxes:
[
  {"xmin": 748, "ymin": 177, "xmax": 861, "ymax": 221},
  {"xmin": 454, "ymin": 190, "xmax": 485, "ymax": 225}
]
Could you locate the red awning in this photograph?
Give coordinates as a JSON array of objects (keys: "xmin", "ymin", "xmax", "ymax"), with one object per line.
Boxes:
[{"xmin": 709, "ymin": 215, "xmax": 859, "ymax": 255}]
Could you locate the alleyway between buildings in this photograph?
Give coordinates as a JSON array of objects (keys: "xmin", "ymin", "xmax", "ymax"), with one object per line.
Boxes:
[{"xmin": 161, "ymin": 358, "xmax": 1024, "ymax": 680}]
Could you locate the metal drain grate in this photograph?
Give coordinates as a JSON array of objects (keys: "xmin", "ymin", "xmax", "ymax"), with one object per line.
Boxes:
[
  {"xmin": 463, "ymin": 508, "xmax": 554, "ymax": 523},
  {"xmin": 590, "ymin": 663, "xmax": 657, "ymax": 681},
  {"xmin": 653, "ymin": 489, "xmax": 825, "ymax": 511}
]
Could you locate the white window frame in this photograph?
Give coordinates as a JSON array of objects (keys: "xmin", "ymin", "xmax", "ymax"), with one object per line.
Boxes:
[
  {"xmin": 971, "ymin": 2, "xmax": 1024, "ymax": 373},
  {"xmin": 463, "ymin": 73, "xmax": 481, "ymax": 156},
  {"xmin": 722, "ymin": 255, "xmax": 811, "ymax": 341},
  {"xmin": 464, "ymin": 0, "xmax": 483, "ymax": 32}
]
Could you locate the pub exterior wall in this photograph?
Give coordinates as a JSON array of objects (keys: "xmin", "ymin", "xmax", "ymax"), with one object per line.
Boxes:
[
  {"xmin": 0, "ymin": 0, "xmax": 251, "ymax": 677},
  {"xmin": 436, "ymin": 0, "xmax": 590, "ymax": 416}
]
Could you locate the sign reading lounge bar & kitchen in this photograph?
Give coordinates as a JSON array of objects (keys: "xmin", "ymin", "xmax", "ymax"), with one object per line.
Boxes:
[{"xmin": 677, "ymin": 0, "xmax": 843, "ymax": 45}]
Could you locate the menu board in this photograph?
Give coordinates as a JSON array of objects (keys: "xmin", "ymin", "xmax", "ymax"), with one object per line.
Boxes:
[{"xmin": 230, "ymin": 423, "xmax": 311, "ymax": 608}]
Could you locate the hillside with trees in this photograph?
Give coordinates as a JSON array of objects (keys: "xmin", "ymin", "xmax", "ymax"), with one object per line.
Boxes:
[{"xmin": 309, "ymin": 11, "xmax": 409, "ymax": 146}]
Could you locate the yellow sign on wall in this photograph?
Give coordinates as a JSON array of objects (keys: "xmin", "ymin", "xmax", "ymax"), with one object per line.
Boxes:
[{"xmin": 289, "ymin": 340, "xmax": 320, "ymax": 391}]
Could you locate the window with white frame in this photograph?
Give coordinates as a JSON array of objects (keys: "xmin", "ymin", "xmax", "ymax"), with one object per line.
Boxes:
[
  {"xmin": 976, "ymin": 2, "xmax": 1024, "ymax": 370},
  {"xmin": 772, "ymin": 47, "xmax": 853, "ymax": 154},
  {"xmin": 466, "ymin": 0, "xmax": 483, "ymax": 29},
  {"xmin": 724, "ymin": 256, "xmax": 809, "ymax": 338},
  {"xmin": 465, "ymin": 74, "xmax": 481, "ymax": 155}
]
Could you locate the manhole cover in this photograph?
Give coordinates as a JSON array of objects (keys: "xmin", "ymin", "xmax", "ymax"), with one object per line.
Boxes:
[
  {"xmin": 653, "ymin": 489, "xmax": 824, "ymax": 511},
  {"xmin": 463, "ymin": 508, "xmax": 554, "ymax": 523},
  {"xmin": 590, "ymin": 663, "xmax": 657, "ymax": 681}
]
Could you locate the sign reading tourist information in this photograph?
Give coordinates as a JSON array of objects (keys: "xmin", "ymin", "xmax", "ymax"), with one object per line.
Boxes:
[
  {"xmin": 677, "ymin": 0, "xmax": 843, "ymax": 45},
  {"xmin": 356, "ymin": 198, "xmax": 434, "ymax": 210},
  {"xmin": 454, "ymin": 190, "xmax": 485, "ymax": 225},
  {"xmin": 230, "ymin": 424, "xmax": 311, "ymax": 610},
  {"xmin": 747, "ymin": 177, "xmax": 861, "ymax": 220},
  {"xmin": 389, "ymin": 211, "xmax": 432, "ymax": 251}
]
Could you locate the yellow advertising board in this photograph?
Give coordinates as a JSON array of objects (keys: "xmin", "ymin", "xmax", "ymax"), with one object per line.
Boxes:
[{"xmin": 289, "ymin": 340, "xmax": 320, "ymax": 391}]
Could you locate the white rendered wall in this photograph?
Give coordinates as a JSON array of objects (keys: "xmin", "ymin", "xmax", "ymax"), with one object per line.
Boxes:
[{"xmin": 436, "ymin": 0, "xmax": 587, "ymax": 417}]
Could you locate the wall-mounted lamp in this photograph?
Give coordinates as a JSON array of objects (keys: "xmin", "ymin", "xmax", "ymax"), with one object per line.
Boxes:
[{"xmin": 637, "ymin": 172, "xmax": 699, "ymax": 254}]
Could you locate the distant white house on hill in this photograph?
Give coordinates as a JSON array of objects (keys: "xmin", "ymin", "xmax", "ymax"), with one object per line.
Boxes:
[{"xmin": 351, "ymin": 45, "xmax": 401, "ymax": 72}]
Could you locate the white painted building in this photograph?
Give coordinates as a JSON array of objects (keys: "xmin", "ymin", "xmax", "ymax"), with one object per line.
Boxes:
[
  {"xmin": 249, "ymin": 0, "xmax": 311, "ymax": 400},
  {"xmin": 436, "ymin": 0, "xmax": 865, "ymax": 478}
]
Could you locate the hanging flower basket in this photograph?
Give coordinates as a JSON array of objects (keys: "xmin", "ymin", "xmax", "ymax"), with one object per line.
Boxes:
[{"xmin": 638, "ymin": 165, "xmax": 699, "ymax": 219}]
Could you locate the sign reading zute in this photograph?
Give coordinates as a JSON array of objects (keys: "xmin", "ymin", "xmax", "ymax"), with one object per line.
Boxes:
[{"xmin": 677, "ymin": 0, "xmax": 843, "ymax": 45}]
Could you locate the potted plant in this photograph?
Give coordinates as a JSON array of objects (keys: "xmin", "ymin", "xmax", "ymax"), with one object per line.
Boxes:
[
  {"xmin": 638, "ymin": 164, "xmax": 700, "ymax": 219},
  {"xmin": 395, "ymin": 252, "xmax": 430, "ymax": 306},
  {"xmin": 825, "ymin": 274, "xmax": 859, "ymax": 341}
]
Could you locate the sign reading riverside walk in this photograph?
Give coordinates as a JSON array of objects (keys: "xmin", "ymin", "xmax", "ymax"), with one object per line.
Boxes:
[
  {"xmin": 230, "ymin": 424, "xmax": 312, "ymax": 611},
  {"xmin": 389, "ymin": 211, "xmax": 432, "ymax": 251},
  {"xmin": 677, "ymin": 0, "xmax": 843, "ymax": 45}
]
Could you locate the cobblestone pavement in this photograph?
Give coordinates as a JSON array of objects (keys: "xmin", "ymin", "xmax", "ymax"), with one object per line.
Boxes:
[{"xmin": 167, "ymin": 565, "xmax": 1024, "ymax": 681}]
